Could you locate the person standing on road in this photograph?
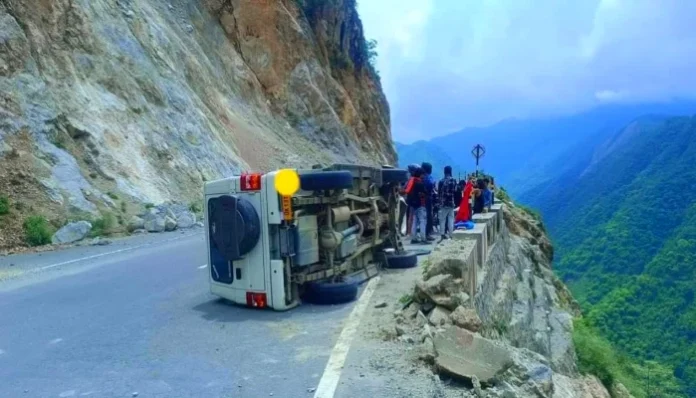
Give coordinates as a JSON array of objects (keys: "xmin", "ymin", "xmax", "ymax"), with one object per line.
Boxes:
[
  {"xmin": 473, "ymin": 178, "xmax": 487, "ymax": 214},
  {"xmin": 437, "ymin": 166, "xmax": 457, "ymax": 240},
  {"xmin": 421, "ymin": 162, "xmax": 437, "ymax": 241},
  {"xmin": 402, "ymin": 164, "xmax": 420, "ymax": 236},
  {"xmin": 483, "ymin": 178, "xmax": 493, "ymax": 211},
  {"xmin": 407, "ymin": 167, "xmax": 427, "ymax": 244}
]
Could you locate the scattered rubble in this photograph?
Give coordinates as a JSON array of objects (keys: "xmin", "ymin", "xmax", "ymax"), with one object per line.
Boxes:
[
  {"xmin": 379, "ymin": 201, "xmax": 619, "ymax": 398},
  {"xmin": 139, "ymin": 202, "xmax": 198, "ymax": 234},
  {"xmin": 89, "ymin": 237, "xmax": 112, "ymax": 246}
]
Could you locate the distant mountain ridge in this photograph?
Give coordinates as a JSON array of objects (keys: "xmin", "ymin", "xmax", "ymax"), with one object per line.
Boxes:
[{"xmin": 395, "ymin": 101, "xmax": 696, "ymax": 194}]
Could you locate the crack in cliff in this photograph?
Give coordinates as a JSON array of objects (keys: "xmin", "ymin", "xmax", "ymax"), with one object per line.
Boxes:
[
  {"xmin": 219, "ymin": 0, "xmax": 268, "ymax": 93},
  {"xmin": 2, "ymin": 0, "xmax": 43, "ymax": 75}
]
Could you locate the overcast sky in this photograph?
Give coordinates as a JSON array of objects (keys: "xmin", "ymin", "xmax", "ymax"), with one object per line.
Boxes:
[{"xmin": 358, "ymin": 0, "xmax": 696, "ymax": 143}]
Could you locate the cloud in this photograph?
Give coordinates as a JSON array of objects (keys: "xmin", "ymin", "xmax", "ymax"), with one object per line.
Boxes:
[{"xmin": 359, "ymin": 0, "xmax": 696, "ymax": 143}]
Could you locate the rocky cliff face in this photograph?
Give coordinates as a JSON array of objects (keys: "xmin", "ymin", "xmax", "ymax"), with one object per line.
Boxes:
[{"xmin": 0, "ymin": 0, "xmax": 394, "ymax": 248}]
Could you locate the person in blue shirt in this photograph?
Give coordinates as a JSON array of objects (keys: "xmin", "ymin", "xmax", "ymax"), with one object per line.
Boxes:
[{"xmin": 483, "ymin": 178, "xmax": 493, "ymax": 210}]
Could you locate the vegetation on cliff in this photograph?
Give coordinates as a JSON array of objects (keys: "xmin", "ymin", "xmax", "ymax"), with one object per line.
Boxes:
[{"xmin": 523, "ymin": 116, "xmax": 696, "ymax": 396}]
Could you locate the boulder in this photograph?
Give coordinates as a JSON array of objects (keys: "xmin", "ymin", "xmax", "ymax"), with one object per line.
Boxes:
[
  {"xmin": 164, "ymin": 216, "xmax": 177, "ymax": 231},
  {"xmin": 416, "ymin": 310, "xmax": 428, "ymax": 327},
  {"xmin": 176, "ymin": 211, "xmax": 196, "ymax": 229},
  {"xmin": 450, "ymin": 306, "xmax": 482, "ymax": 333},
  {"xmin": 52, "ymin": 221, "xmax": 92, "ymax": 244},
  {"xmin": 428, "ymin": 306, "xmax": 452, "ymax": 327},
  {"xmin": 144, "ymin": 216, "xmax": 166, "ymax": 232},
  {"xmin": 433, "ymin": 326, "xmax": 513, "ymax": 384},
  {"xmin": 419, "ymin": 324, "xmax": 434, "ymax": 342},
  {"xmin": 415, "ymin": 274, "xmax": 467, "ymax": 310},
  {"xmin": 402, "ymin": 303, "xmax": 419, "ymax": 320},
  {"xmin": 417, "ymin": 336, "xmax": 436, "ymax": 364},
  {"xmin": 127, "ymin": 215, "xmax": 145, "ymax": 232}
]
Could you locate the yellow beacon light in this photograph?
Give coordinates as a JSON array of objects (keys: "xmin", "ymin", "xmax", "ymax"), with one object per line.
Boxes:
[{"xmin": 275, "ymin": 169, "xmax": 300, "ymax": 196}]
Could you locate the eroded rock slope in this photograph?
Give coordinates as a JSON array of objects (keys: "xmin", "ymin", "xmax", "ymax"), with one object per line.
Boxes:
[{"xmin": 0, "ymin": 0, "xmax": 394, "ymax": 248}]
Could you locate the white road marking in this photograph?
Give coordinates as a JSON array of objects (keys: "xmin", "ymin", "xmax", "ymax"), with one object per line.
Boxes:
[
  {"xmin": 49, "ymin": 338, "xmax": 63, "ymax": 345},
  {"xmin": 198, "ymin": 264, "xmax": 208, "ymax": 269},
  {"xmin": 0, "ymin": 348, "xmax": 5, "ymax": 355},
  {"xmin": 313, "ymin": 276, "xmax": 381, "ymax": 398},
  {"xmin": 36, "ymin": 233, "xmax": 199, "ymax": 272}
]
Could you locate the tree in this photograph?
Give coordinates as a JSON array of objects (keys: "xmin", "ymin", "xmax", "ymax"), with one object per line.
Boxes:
[{"xmin": 367, "ymin": 39, "xmax": 378, "ymax": 69}]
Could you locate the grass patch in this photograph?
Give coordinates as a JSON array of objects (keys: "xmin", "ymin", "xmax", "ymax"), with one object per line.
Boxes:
[
  {"xmin": 189, "ymin": 202, "xmax": 202, "ymax": 214},
  {"xmin": 399, "ymin": 293, "xmax": 413, "ymax": 305},
  {"xmin": 90, "ymin": 213, "xmax": 115, "ymax": 237},
  {"xmin": 0, "ymin": 196, "xmax": 9, "ymax": 215},
  {"xmin": 107, "ymin": 192, "xmax": 119, "ymax": 200},
  {"xmin": 496, "ymin": 186, "xmax": 511, "ymax": 202},
  {"xmin": 23, "ymin": 215, "xmax": 53, "ymax": 246},
  {"xmin": 421, "ymin": 258, "xmax": 431, "ymax": 275},
  {"xmin": 492, "ymin": 317, "xmax": 508, "ymax": 335},
  {"xmin": 120, "ymin": 201, "xmax": 127, "ymax": 213}
]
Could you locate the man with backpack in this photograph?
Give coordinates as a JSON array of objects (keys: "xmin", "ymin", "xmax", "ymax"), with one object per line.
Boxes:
[{"xmin": 437, "ymin": 166, "xmax": 458, "ymax": 240}]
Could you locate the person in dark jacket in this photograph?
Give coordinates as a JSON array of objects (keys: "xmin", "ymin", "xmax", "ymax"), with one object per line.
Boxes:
[
  {"xmin": 407, "ymin": 168, "xmax": 427, "ymax": 244},
  {"xmin": 437, "ymin": 166, "xmax": 458, "ymax": 240},
  {"xmin": 421, "ymin": 162, "xmax": 437, "ymax": 241}
]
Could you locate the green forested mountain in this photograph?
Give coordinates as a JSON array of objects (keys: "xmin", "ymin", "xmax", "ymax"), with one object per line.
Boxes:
[{"xmin": 521, "ymin": 116, "xmax": 696, "ymax": 395}]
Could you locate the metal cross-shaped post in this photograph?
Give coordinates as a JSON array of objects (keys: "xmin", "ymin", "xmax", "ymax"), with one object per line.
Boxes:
[{"xmin": 471, "ymin": 144, "xmax": 486, "ymax": 177}]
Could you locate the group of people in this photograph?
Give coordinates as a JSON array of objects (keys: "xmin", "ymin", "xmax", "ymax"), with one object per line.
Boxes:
[{"xmin": 402, "ymin": 163, "xmax": 495, "ymax": 244}]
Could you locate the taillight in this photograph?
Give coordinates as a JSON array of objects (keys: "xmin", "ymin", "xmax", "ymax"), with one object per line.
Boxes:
[
  {"xmin": 240, "ymin": 173, "xmax": 262, "ymax": 191},
  {"xmin": 246, "ymin": 292, "xmax": 267, "ymax": 308}
]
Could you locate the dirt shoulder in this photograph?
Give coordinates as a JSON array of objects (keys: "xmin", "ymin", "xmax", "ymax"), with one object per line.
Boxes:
[{"xmin": 333, "ymin": 242, "xmax": 469, "ymax": 398}]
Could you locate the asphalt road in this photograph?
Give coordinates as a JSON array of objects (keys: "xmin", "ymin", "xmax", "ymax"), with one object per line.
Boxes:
[{"xmin": 0, "ymin": 230, "xmax": 356, "ymax": 398}]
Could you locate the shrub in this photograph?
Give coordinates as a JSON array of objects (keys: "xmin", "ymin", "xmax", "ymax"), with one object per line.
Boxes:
[
  {"xmin": 189, "ymin": 202, "xmax": 202, "ymax": 214},
  {"xmin": 0, "ymin": 196, "xmax": 9, "ymax": 215},
  {"xmin": 574, "ymin": 318, "xmax": 616, "ymax": 387},
  {"xmin": 90, "ymin": 213, "xmax": 115, "ymax": 237},
  {"xmin": 145, "ymin": 203, "xmax": 155, "ymax": 209},
  {"xmin": 107, "ymin": 192, "xmax": 119, "ymax": 200},
  {"xmin": 23, "ymin": 215, "xmax": 53, "ymax": 246}
]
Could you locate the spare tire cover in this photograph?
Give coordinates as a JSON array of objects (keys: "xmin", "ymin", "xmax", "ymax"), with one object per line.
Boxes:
[{"xmin": 208, "ymin": 195, "xmax": 261, "ymax": 261}]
